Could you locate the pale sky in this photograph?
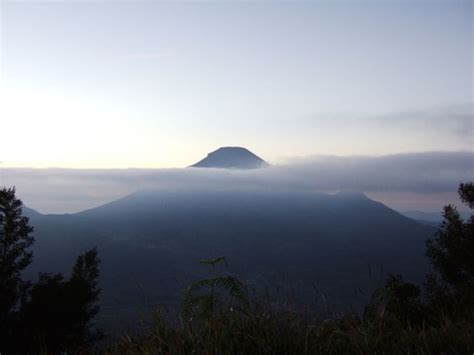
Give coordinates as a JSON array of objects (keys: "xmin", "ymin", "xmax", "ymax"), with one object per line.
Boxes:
[{"xmin": 1, "ymin": 0, "xmax": 472, "ymax": 168}]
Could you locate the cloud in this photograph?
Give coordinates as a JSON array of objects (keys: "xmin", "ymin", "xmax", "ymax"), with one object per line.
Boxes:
[
  {"xmin": 279, "ymin": 151, "xmax": 473, "ymax": 193},
  {"xmin": 1, "ymin": 151, "xmax": 472, "ymax": 214},
  {"xmin": 305, "ymin": 103, "xmax": 473, "ymax": 145},
  {"xmin": 372, "ymin": 104, "xmax": 474, "ymax": 140}
]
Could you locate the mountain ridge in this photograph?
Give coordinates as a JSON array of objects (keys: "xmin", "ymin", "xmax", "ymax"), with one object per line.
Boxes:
[{"xmin": 24, "ymin": 188, "xmax": 435, "ymax": 332}]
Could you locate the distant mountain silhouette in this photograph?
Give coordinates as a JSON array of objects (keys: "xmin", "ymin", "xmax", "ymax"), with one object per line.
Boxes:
[
  {"xmin": 22, "ymin": 206, "xmax": 43, "ymax": 218},
  {"xmin": 190, "ymin": 147, "xmax": 268, "ymax": 169},
  {"xmin": 24, "ymin": 188, "xmax": 435, "ymax": 332}
]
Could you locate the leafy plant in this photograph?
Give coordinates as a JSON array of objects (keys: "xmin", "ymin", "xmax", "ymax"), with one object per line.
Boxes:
[{"xmin": 182, "ymin": 256, "xmax": 248, "ymax": 321}]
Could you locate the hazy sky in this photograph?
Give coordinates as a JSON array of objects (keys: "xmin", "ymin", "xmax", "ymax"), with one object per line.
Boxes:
[{"xmin": 1, "ymin": 0, "xmax": 472, "ymax": 168}]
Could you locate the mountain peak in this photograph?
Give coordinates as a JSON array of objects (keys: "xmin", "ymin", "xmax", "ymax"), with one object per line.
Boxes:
[{"xmin": 189, "ymin": 146, "xmax": 268, "ymax": 169}]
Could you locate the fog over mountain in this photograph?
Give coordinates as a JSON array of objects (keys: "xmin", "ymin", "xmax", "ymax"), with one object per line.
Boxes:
[{"xmin": 2, "ymin": 151, "xmax": 472, "ymax": 214}]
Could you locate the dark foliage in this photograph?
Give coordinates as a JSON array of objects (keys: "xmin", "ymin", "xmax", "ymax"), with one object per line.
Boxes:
[
  {"xmin": 459, "ymin": 182, "xmax": 474, "ymax": 209},
  {"xmin": 0, "ymin": 187, "xmax": 34, "ymax": 353},
  {"xmin": 0, "ymin": 187, "xmax": 101, "ymax": 354},
  {"xmin": 109, "ymin": 302, "xmax": 474, "ymax": 355},
  {"xmin": 426, "ymin": 181, "xmax": 474, "ymax": 293},
  {"xmin": 20, "ymin": 248, "xmax": 102, "ymax": 353},
  {"xmin": 364, "ymin": 274, "xmax": 425, "ymax": 326}
]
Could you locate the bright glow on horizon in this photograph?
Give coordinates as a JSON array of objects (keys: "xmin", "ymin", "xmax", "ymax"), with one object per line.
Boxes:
[
  {"xmin": 0, "ymin": 87, "xmax": 200, "ymax": 168},
  {"xmin": 0, "ymin": 0, "xmax": 472, "ymax": 168}
]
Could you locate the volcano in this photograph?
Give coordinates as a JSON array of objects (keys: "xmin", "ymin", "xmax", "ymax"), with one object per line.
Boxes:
[{"xmin": 189, "ymin": 147, "xmax": 268, "ymax": 169}]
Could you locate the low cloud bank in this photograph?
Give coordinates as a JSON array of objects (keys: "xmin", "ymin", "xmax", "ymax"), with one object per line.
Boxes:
[{"xmin": 1, "ymin": 151, "xmax": 472, "ymax": 214}]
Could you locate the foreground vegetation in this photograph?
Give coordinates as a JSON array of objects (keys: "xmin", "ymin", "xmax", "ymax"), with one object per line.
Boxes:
[
  {"xmin": 110, "ymin": 183, "xmax": 474, "ymax": 354},
  {"xmin": 1, "ymin": 183, "xmax": 473, "ymax": 354},
  {"xmin": 0, "ymin": 188, "xmax": 101, "ymax": 354},
  {"xmin": 108, "ymin": 303, "xmax": 473, "ymax": 354}
]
